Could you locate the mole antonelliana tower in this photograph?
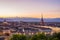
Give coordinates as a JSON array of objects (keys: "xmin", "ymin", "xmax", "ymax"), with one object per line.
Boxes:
[{"xmin": 40, "ymin": 14, "xmax": 45, "ymax": 26}]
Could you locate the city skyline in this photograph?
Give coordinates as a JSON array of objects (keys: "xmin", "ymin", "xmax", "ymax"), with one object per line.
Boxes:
[{"xmin": 0, "ymin": 0, "xmax": 60, "ymax": 18}]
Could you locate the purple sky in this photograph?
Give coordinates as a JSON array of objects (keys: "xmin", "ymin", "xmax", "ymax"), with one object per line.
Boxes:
[{"xmin": 0, "ymin": 0, "xmax": 60, "ymax": 18}]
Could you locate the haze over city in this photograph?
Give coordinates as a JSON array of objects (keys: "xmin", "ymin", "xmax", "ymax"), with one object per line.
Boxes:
[
  {"xmin": 0, "ymin": 0, "xmax": 60, "ymax": 18},
  {"xmin": 0, "ymin": 0, "xmax": 60, "ymax": 40}
]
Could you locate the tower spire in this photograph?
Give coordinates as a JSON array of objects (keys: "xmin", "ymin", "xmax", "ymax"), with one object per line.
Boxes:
[{"xmin": 40, "ymin": 13, "xmax": 44, "ymax": 26}]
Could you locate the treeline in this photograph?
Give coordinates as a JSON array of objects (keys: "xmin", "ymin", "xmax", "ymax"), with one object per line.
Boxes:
[{"xmin": 10, "ymin": 32, "xmax": 60, "ymax": 40}]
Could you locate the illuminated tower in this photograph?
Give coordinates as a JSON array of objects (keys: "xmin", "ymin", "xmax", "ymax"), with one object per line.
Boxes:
[{"xmin": 40, "ymin": 14, "xmax": 45, "ymax": 26}]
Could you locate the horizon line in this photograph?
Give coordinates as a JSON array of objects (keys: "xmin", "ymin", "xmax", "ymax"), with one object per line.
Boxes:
[{"xmin": 0, "ymin": 17, "xmax": 60, "ymax": 19}]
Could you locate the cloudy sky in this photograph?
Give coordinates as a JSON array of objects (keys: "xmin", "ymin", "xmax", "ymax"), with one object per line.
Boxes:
[{"xmin": 0, "ymin": 0, "xmax": 60, "ymax": 18}]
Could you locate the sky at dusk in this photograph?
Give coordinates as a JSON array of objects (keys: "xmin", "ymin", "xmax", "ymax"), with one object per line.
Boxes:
[{"xmin": 0, "ymin": 0, "xmax": 60, "ymax": 18}]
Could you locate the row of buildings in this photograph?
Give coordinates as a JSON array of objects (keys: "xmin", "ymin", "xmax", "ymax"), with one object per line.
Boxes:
[{"xmin": 0, "ymin": 15, "xmax": 60, "ymax": 40}]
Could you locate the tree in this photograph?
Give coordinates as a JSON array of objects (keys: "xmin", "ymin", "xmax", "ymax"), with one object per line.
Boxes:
[
  {"xmin": 10, "ymin": 32, "xmax": 60, "ymax": 40},
  {"xmin": 31, "ymin": 33, "xmax": 47, "ymax": 40},
  {"xmin": 52, "ymin": 32, "xmax": 60, "ymax": 40},
  {"xmin": 10, "ymin": 34, "xmax": 27, "ymax": 40},
  {"xmin": 47, "ymin": 32, "xmax": 60, "ymax": 40},
  {"xmin": 31, "ymin": 34, "xmax": 39, "ymax": 40},
  {"xmin": 52, "ymin": 38, "xmax": 59, "ymax": 40}
]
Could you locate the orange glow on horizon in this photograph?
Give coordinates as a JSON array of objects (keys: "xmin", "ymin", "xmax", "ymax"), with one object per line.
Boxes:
[{"xmin": 0, "ymin": 13, "xmax": 60, "ymax": 18}]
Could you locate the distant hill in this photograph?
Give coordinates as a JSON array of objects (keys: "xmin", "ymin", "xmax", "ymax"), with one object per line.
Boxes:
[{"xmin": 0, "ymin": 17, "xmax": 60, "ymax": 22}]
